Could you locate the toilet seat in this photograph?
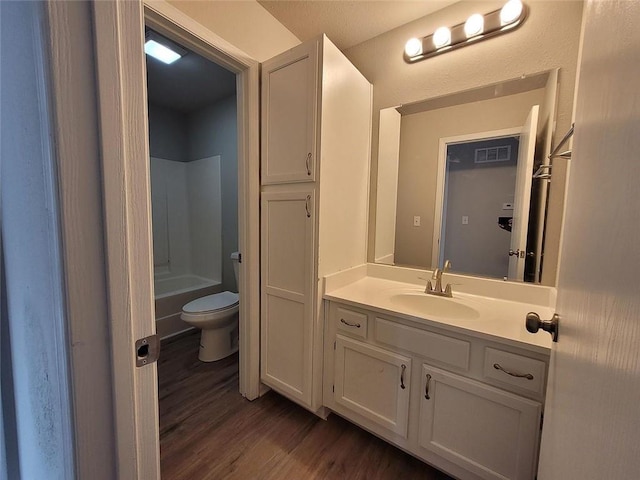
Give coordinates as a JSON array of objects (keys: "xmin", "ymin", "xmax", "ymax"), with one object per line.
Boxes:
[{"xmin": 181, "ymin": 291, "xmax": 239, "ymax": 323}]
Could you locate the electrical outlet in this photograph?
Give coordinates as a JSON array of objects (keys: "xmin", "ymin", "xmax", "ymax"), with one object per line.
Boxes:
[
  {"xmin": 462, "ymin": 216, "xmax": 469, "ymax": 225},
  {"xmin": 413, "ymin": 216, "xmax": 421, "ymax": 227}
]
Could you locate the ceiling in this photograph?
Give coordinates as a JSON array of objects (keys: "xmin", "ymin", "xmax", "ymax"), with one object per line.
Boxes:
[
  {"xmin": 146, "ymin": 29, "xmax": 236, "ymax": 114},
  {"xmin": 257, "ymin": 0, "xmax": 458, "ymax": 50},
  {"xmin": 146, "ymin": 2, "xmax": 459, "ymax": 112}
]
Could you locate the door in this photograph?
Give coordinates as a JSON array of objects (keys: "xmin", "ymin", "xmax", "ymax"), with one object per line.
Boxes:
[
  {"xmin": 419, "ymin": 365, "xmax": 541, "ymax": 480},
  {"xmin": 334, "ymin": 335, "xmax": 411, "ymax": 437},
  {"xmin": 537, "ymin": 1, "xmax": 640, "ymax": 478},
  {"xmin": 261, "ymin": 40, "xmax": 319, "ymax": 184},
  {"xmin": 508, "ymin": 105, "xmax": 539, "ymax": 280},
  {"xmin": 261, "ymin": 190, "xmax": 315, "ymax": 406}
]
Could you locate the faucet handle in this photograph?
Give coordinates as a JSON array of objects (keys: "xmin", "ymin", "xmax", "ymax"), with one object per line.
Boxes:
[{"xmin": 443, "ymin": 260, "xmax": 452, "ymax": 272}]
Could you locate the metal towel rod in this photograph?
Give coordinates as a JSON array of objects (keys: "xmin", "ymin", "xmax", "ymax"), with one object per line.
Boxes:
[{"xmin": 533, "ymin": 123, "xmax": 574, "ymax": 180}]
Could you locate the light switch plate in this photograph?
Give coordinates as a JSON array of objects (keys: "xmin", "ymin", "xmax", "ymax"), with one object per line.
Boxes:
[
  {"xmin": 413, "ymin": 216, "xmax": 421, "ymax": 227},
  {"xmin": 462, "ymin": 216, "xmax": 469, "ymax": 224}
]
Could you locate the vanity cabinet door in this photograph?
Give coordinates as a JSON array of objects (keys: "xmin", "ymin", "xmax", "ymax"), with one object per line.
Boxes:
[
  {"xmin": 419, "ymin": 365, "xmax": 541, "ymax": 480},
  {"xmin": 334, "ymin": 335, "xmax": 411, "ymax": 438},
  {"xmin": 261, "ymin": 190, "xmax": 315, "ymax": 407},
  {"xmin": 261, "ymin": 40, "xmax": 319, "ymax": 184}
]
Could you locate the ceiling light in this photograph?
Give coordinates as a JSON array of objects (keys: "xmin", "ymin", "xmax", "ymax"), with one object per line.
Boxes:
[
  {"xmin": 500, "ymin": 0, "xmax": 524, "ymax": 25},
  {"xmin": 145, "ymin": 40, "xmax": 181, "ymax": 64},
  {"xmin": 432, "ymin": 27, "xmax": 452, "ymax": 49},
  {"xmin": 405, "ymin": 38, "xmax": 423, "ymax": 58},
  {"xmin": 144, "ymin": 31, "xmax": 186, "ymax": 65},
  {"xmin": 464, "ymin": 14, "xmax": 484, "ymax": 38}
]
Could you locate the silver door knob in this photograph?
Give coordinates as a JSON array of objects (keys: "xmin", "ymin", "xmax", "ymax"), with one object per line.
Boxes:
[{"xmin": 526, "ymin": 312, "xmax": 559, "ymax": 342}]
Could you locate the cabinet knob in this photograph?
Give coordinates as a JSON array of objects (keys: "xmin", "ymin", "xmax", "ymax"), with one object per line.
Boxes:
[{"xmin": 525, "ymin": 312, "xmax": 559, "ymax": 342}]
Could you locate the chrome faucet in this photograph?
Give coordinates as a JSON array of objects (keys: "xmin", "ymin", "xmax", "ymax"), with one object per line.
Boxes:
[{"xmin": 426, "ymin": 260, "xmax": 453, "ymax": 297}]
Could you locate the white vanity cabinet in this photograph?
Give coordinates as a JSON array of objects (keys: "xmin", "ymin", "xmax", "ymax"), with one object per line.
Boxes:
[
  {"xmin": 260, "ymin": 36, "xmax": 372, "ymax": 413},
  {"xmin": 323, "ymin": 301, "xmax": 548, "ymax": 480}
]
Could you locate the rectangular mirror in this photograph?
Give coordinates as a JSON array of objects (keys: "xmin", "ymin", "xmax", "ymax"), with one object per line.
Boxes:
[{"xmin": 374, "ymin": 70, "xmax": 564, "ymax": 283}]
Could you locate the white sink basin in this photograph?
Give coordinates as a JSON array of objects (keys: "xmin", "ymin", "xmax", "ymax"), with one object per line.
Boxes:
[{"xmin": 389, "ymin": 293, "xmax": 480, "ymax": 320}]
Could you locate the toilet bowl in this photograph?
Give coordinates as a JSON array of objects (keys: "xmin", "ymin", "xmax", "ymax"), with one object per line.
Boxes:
[{"xmin": 180, "ymin": 252, "xmax": 240, "ymax": 362}]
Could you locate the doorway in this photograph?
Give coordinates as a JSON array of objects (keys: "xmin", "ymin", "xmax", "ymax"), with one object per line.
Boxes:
[
  {"xmin": 92, "ymin": 3, "xmax": 261, "ymax": 476},
  {"xmin": 438, "ymin": 134, "xmax": 521, "ymax": 279}
]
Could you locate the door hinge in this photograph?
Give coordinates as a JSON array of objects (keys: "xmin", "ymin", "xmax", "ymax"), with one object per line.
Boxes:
[
  {"xmin": 238, "ymin": 253, "xmax": 242, "ymax": 263},
  {"xmin": 540, "ymin": 412, "xmax": 544, "ymax": 430},
  {"xmin": 135, "ymin": 334, "xmax": 160, "ymax": 367},
  {"xmin": 333, "ymin": 340, "xmax": 336, "ymax": 350},
  {"xmin": 332, "ymin": 385, "xmax": 335, "ymax": 393}
]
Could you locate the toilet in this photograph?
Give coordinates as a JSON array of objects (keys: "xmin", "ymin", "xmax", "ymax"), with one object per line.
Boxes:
[{"xmin": 181, "ymin": 252, "xmax": 240, "ymax": 362}]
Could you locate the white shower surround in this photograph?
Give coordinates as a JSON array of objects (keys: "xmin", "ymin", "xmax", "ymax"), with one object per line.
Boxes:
[{"xmin": 150, "ymin": 155, "xmax": 222, "ymax": 293}]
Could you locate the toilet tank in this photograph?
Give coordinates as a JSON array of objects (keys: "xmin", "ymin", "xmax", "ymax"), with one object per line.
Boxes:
[{"xmin": 231, "ymin": 252, "xmax": 240, "ymax": 289}]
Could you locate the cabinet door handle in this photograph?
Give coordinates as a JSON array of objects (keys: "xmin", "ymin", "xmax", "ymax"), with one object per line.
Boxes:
[
  {"xmin": 493, "ymin": 363, "xmax": 534, "ymax": 380},
  {"xmin": 305, "ymin": 195, "xmax": 311, "ymax": 218},
  {"xmin": 424, "ymin": 373, "xmax": 432, "ymax": 400},
  {"xmin": 306, "ymin": 152, "xmax": 312, "ymax": 176},
  {"xmin": 340, "ymin": 318, "xmax": 361, "ymax": 328},
  {"xmin": 400, "ymin": 364, "xmax": 407, "ymax": 390}
]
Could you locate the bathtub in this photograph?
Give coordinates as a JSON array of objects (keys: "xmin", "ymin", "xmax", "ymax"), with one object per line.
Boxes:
[{"xmin": 154, "ymin": 274, "xmax": 222, "ymax": 339}]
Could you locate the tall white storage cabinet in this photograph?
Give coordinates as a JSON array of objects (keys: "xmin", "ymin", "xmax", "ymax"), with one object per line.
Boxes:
[{"xmin": 260, "ymin": 35, "xmax": 372, "ymax": 413}]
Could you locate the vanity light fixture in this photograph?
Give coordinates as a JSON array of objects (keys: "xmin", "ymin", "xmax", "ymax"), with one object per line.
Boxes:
[
  {"xmin": 144, "ymin": 31, "xmax": 187, "ymax": 65},
  {"xmin": 404, "ymin": 0, "xmax": 527, "ymax": 63}
]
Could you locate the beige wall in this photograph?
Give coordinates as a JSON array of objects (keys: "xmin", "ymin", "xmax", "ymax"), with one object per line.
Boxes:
[
  {"xmin": 166, "ymin": 0, "xmax": 300, "ymax": 62},
  {"xmin": 394, "ymin": 88, "xmax": 545, "ymax": 268},
  {"xmin": 344, "ymin": 0, "xmax": 584, "ymax": 282}
]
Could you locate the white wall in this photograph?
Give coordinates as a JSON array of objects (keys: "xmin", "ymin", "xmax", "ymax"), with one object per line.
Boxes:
[
  {"xmin": 187, "ymin": 156, "xmax": 222, "ymax": 283},
  {"xmin": 188, "ymin": 96, "xmax": 238, "ymax": 291},
  {"xmin": 1, "ymin": 1, "xmax": 74, "ymax": 477},
  {"xmin": 150, "ymin": 157, "xmax": 192, "ymax": 276},
  {"xmin": 375, "ymin": 108, "xmax": 401, "ymax": 264}
]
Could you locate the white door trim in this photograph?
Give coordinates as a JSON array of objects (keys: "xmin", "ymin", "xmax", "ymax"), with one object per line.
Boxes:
[
  {"xmin": 93, "ymin": 1, "xmax": 160, "ymax": 477},
  {"xmin": 431, "ymin": 127, "xmax": 522, "ymax": 269},
  {"xmin": 143, "ymin": 0, "xmax": 261, "ymax": 401}
]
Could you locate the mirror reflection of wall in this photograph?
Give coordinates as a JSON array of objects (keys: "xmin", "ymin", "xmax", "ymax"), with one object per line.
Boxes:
[{"xmin": 343, "ymin": 0, "xmax": 584, "ymax": 286}]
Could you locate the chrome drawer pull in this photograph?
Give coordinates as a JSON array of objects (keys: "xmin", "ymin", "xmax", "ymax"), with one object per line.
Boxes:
[
  {"xmin": 493, "ymin": 363, "xmax": 534, "ymax": 380},
  {"xmin": 400, "ymin": 364, "xmax": 406, "ymax": 390},
  {"xmin": 340, "ymin": 318, "xmax": 361, "ymax": 328},
  {"xmin": 425, "ymin": 373, "xmax": 432, "ymax": 400}
]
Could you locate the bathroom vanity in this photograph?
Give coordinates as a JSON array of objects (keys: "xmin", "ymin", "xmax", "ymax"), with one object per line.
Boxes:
[{"xmin": 321, "ymin": 265, "xmax": 554, "ymax": 480}]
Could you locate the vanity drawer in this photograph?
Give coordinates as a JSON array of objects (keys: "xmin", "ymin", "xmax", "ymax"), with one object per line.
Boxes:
[
  {"xmin": 335, "ymin": 306, "xmax": 368, "ymax": 339},
  {"xmin": 375, "ymin": 317, "xmax": 470, "ymax": 371},
  {"xmin": 483, "ymin": 347, "xmax": 546, "ymax": 396}
]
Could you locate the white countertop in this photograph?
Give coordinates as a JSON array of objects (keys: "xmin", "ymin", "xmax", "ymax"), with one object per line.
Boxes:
[{"xmin": 324, "ymin": 275, "xmax": 554, "ymax": 354}]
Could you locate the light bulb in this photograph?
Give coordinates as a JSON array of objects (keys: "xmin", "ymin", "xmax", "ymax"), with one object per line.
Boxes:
[
  {"xmin": 500, "ymin": 0, "xmax": 524, "ymax": 25},
  {"xmin": 464, "ymin": 14, "xmax": 484, "ymax": 38},
  {"xmin": 405, "ymin": 38, "xmax": 423, "ymax": 57},
  {"xmin": 432, "ymin": 27, "xmax": 451, "ymax": 49}
]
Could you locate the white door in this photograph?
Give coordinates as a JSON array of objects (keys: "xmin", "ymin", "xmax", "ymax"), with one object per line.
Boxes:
[
  {"xmin": 261, "ymin": 41, "xmax": 319, "ymax": 184},
  {"xmin": 334, "ymin": 335, "xmax": 412, "ymax": 437},
  {"xmin": 261, "ymin": 190, "xmax": 316, "ymax": 407},
  {"xmin": 508, "ymin": 105, "xmax": 539, "ymax": 280},
  {"xmin": 419, "ymin": 365, "xmax": 541, "ymax": 480},
  {"xmin": 536, "ymin": 2, "xmax": 640, "ymax": 478}
]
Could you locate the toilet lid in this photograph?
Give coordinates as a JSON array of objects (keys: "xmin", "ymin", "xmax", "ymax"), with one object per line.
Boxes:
[{"xmin": 183, "ymin": 291, "xmax": 239, "ymax": 314}]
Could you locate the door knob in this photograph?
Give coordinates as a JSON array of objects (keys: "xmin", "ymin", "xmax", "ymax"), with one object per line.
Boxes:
[{"xmin": 525, "ymin": 312, "xmax": 559, "ymax": 342}]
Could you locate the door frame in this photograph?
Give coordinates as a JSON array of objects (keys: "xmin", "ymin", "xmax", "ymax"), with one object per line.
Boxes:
[
  {"xmin": 92, "ymin": 1, "xmax": 261, "ymax": 477},
  {"xmin": 431, "ymin": 127, "xmax": 522, "ymax": 269}
]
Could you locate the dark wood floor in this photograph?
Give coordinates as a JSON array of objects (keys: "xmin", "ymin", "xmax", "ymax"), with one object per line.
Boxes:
[{"xmin": 159, "ymin": 330, "xmax": 453, "ymax": 480}]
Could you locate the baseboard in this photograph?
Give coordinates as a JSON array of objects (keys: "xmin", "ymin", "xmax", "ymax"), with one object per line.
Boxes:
[{"xmin": 156, "ymin": 313, "xmax": 195, "ymax": 340}]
